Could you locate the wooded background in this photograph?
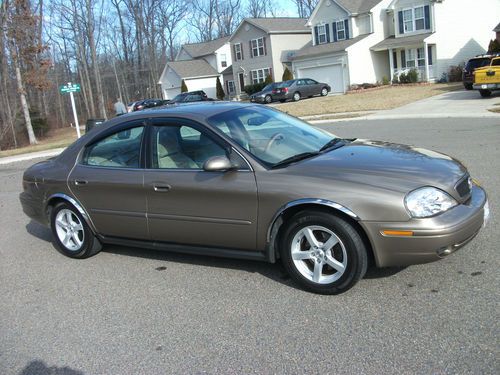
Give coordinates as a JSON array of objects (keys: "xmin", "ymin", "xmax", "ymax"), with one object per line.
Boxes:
[{"xmin": 0, "ymin": 0, "xmax": 318, "ymax": 150}]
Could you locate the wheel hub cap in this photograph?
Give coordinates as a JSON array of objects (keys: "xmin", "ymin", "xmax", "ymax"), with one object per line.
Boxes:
[{"xmin": 55, "ymin": 209, "xmax": 84, "ymax": 252}]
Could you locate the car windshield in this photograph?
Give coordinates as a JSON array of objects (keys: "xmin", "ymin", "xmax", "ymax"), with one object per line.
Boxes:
[
  {"xmin": 466, "ymin": 58, "xmax": 490, "ymax": 70},
  {"xmin": 172, "ymin": 94, "xmax": 186, "ymax": 101},
  {"xmin": 207, "ymin": 106, "xmax": 338, "ymax": 167},
  {"xmin": 263, "ymin": 83, "xmax": 277, "ymax": 91}
]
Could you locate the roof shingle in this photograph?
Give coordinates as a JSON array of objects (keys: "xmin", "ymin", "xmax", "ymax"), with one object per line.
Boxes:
[
  {"xmin": 292, "ymin": 35, "xmax": 369, "ymax": 60},
  {"xmin": 335, "ymin": 0, "xmax": 383, "ymax": 14},
  {"xmin": 167, "ymin": 60, "xmax": 219, "ymax": 79},
  {"xmin": 245, "ymin": 18, "xmax": 309, "ymax": 33},
  {"xmin": 182, "ymin": 36, "xmax": 230, "ymax": 58}
]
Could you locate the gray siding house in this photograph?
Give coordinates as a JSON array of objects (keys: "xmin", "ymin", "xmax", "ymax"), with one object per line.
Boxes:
[{"xmin": 228, "ymin": 18, "xmax": 311, "ymax": 97}]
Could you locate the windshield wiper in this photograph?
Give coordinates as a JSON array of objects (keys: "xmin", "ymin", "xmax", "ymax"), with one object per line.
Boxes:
[
  {"xmin": 271, "ymin": 152, "xmax": 320, "ymax": 169},
  {"xmin": 319, "ymin": 138, "xmax": 346, "ymax": 152}
]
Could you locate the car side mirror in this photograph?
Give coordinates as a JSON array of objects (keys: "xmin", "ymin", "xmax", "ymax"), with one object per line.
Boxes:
[{"xmin": 203, "ymin": 156, "xmax": 235, "ymax": 172}]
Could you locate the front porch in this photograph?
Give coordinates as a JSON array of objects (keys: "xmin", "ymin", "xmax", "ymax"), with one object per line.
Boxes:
[{"xmin": 371, "ymin": 33, "xmax": 436, "ymax": 82}]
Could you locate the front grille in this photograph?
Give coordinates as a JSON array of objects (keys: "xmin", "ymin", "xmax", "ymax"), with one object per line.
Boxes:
[{"xmin": 456, "ymin": 175, "xmax": 471, "ymax": 197}]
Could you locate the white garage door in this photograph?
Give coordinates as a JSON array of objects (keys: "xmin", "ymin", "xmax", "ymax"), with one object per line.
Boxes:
[
  {"xmin": 164, "ymin": 87, "xmax": 180, "ymax": 99},
  {"xmin": 298, "ymin": 64, "xmax": 345, "ymax": 93}
]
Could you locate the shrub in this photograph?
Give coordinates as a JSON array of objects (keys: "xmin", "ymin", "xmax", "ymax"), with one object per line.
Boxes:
[
  {"xmin": 282, "ymin": 66, "xmax": 293, "ymax": 81},
  {"xmin": 407, "ymin": 69, "xmax": 419, "ymax": 83},
  {"xmin": 264, "ymin": 74, "xmax": 273, "ymax": 84},
  {"xmin": 30, "ymin": 109, "xmax": 49, "ymax": 138},
  {"xmin": 216, "ymin": 77, "xmax": 225, "ymax": 100},
  {"xmin": 392, "ymin": 73, "xmax": 399, "ymax": 84},
  {"xmin": 243, "ymin": 82, "xmax": 267, "ymax": 95},
  {"xmin": 398, "ymin": 71, "xmax": 409, "ymax": 83},
  {"xmin": 181, "ymin": 79, "xmax": 188, "ymax": 92},
  {"xmin": 447, "ymin": 65, "xmax": 463, "ymax": 82},
  {"xmin": 488, "ymin": 39, "xmax": 500, "ymax": 53},
  {"xmin": 382, "ymin": 76, "xmax": 389, "ymax": 85}
]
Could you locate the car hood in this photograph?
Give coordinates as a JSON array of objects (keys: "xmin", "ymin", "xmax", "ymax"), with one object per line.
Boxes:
[{"xmin": 285, "ymin": 139, "xmax": 467, "ymax": 197}]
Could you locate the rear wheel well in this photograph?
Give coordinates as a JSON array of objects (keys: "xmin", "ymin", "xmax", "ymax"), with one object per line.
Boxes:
[
  {"xmin": 46, "ymin": 197, "xmax": 67, "ymax": 220},
  {"xmin": 272, "ymin": 204, "xmax": 375, "ymax": 266}
]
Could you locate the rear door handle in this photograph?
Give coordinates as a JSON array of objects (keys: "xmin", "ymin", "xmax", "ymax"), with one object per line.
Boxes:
[
  {"xmin": 74, "ymin": 180, "xmax": 88, "ymax": 185},
  {"xmin": 153, "ymin": 184, "xmax": 171, "ymax": 192}
]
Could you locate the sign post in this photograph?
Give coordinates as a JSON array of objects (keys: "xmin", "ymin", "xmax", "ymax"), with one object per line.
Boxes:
[{"xmin": 59, "ymin": 82, "xmax": 82, "ymax": 138}]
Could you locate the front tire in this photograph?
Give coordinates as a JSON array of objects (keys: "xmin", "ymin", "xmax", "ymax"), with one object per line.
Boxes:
[
  {"xmin": 50, "ymin": 202, "xmax": 102, "ymax": 258},
  {"xmin": 479, "ymin": 89, "xmax": 491, "ymax": 98},
  {"xmin": 280, "ymin": 211, "xmax": 368, "ymax": 294},
  {"xmin": 321, "ymin": 87, "xmax": 328, "ymax": 96},
  {"xmin": 464, "ymin": 83, "xmax": 473, "ymax": 90},
  {"xmin": 265, "ymin": 95, "xmax": 272, "ymax": 104}
]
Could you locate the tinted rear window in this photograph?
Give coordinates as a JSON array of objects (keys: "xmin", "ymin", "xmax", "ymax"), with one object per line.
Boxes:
[
  {"xmin": 466, "ymin": 58, "xmax": 490, "ymax": 70},
  {"xmin": 277, "ymin": 80, "xmax": 293, "ymax": 88}
]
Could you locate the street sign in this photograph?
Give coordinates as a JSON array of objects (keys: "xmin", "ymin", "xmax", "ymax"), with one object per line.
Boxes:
[
  {"xmin": 59, "ymin": 83, "xmax": 81, "ymax": 93},
  {"xmin": 59, "ymin": 82, "xmax": 81, "ymax": 138}
]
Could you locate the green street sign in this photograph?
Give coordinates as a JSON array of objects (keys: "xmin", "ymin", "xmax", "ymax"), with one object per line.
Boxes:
[{"xmin": 60, "ymin": 83, "xmax": 81, "ymax": 93}]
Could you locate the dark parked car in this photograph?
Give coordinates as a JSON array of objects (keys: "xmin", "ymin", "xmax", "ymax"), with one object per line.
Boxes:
[
  {"xmin": 463, "ymin": 55, "xmax": 494, "ymax": 90},
  {"xmin": 20, "ymin": 103, "xmax": 488, "ymax": 294},
  {"xmin": 273, "ymin": 79, "xmax": 331, "ymax": 102},
  {"xmin": 249, "ymin": 83, "xmax": 280, "ymax": 104},
  {"xmin": 166, "ymin": 90, "xmax": 213, "ymax": 104},
  {"xmin": 132, "ymin": 99, "xmax": 166, "ymax": 111}
]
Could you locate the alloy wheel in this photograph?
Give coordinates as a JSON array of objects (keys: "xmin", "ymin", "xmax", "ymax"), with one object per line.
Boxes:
[{"xmin": 55, "ymin": 208, "xmax": 85, "ymax": 252}]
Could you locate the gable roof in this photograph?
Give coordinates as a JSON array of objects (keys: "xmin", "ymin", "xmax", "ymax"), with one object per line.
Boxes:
[
  {"xmin": 230, "ymin": 18, "xmax": 309, "ymax": 40},
  {"xmin": 494, "ymin": 22, "xmax": 500, "ymax": 32},
  {"xmin": 335, "ymin": 0, "xmax": 383, "ymax": 14},
  {"xmin": 181, "ymin": 36, "xmax": 230, "ymax": 58},
  {"xmin": 167, "ymin": 60, "xmax": 219, "ymax": 79},
  {"xmin": 291, "ymin": 35, "xmax": 369, "ymax": 60}
]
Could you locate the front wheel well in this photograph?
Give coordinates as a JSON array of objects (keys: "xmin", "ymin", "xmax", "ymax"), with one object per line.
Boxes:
[{"xmin": 271, "ymin": 204, "xmax": 376, "ymax": 266}]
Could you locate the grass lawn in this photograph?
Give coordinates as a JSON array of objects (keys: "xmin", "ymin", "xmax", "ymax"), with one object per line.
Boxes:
[
  {"xmin": 0, "ymin": 127, "xmax": 80, "ymax": 158},
  {"xmin": 272, "ymin": 82, "xmax": 462, "ymax": 117}
]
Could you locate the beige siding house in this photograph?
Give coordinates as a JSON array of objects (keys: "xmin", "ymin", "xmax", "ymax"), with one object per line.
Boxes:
[{"xmin": 228, "ymin": 18, "xmax": 311, "ymax": 97}]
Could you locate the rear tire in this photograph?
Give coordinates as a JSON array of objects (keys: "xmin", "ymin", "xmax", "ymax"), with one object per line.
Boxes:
[
  {"xmin": 293, "ymin": 92, "xmax": 301, "ymax": 102},
  {"xmin": 50, "ymin": 202, "xmax": 102, "ymax": 259},
  {"xmin": 479, "ymin": 89, "xmax": 491, "ymax": 98},
  {"xmin": 280, "ymin": 210, "xmax": 368, "ymax": 294}
]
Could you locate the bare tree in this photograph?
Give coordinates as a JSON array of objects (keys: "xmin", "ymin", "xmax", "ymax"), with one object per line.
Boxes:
[{"xmin": 292, "ymin": 0, "xmax": 318, "ymax": 18}]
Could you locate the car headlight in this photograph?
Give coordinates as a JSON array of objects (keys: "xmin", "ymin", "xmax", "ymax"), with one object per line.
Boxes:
[{"xmin": 405, "ymin": 187, "xmax": 458, "ymax": 218}]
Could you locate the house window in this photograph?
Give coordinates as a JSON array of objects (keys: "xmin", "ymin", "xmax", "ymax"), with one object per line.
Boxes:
[
  {"xmin": 220, "ymin": 54, "xmax": 227, "ymax": 67},
  {"xmin": 403, "ymin": 9, "xmax": 413, "ymax": 32},
  {"xmin": 251, "ymin": 37, "xmax": 265, "ymax": 57},
  {"xmin": 251, "ymin": 68, "xmax": 271, "ymax": 84},
  {"xmin": 227, "ymin": 80, "xmax": 235, "ymax": 94},
  {"xmin": 417, "ymin": 48, "xmax": 425, "ymax": 67},
  {"xmin": 336, "ymin": 20, "xmax": 346, "ymax": 40},
  {"xmin": 317, "ymin": 24, "xmax": 327, "ymax": 44},
  {"xmin": 406, "ymin": 49, "xmax": 416, "ymax": 68},
  {"xmin": 414, "ymin": 6, "xmax": 425, "ymax": 30},
  {"xmin": 235, "ymin": 43, "xmax": 242, "ymax": 61}
]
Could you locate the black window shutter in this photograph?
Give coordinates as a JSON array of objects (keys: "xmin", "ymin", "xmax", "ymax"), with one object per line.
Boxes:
[
  {"xmin": 332, "ymin": 22, "xmax": 338, "ymax": 42},
  {"xmin": 249, "ymin": 41, "xmax": 253, "ymax": 58},
  {"xmin": 401, "ymin": 50, "xmax": 406, "ymax": 68},
  {"xmin": 398, "ymin": 11, "xmax": 404, "ymax": 34},
  {"xmin": 241, "ymin": 43, "xmax": 244, "ymax": 60},
  {"xmin": 263, "ymin": 37, "xmax": 267, "ymax": 55},
  {"xmin": 232, "ymin": 44, "xmax": 237, "ymax": 61},
  {"xmin": 344, "ymin": 19, "xmax": 349, "ymax": 39},
  {"xmin": 269, "ymin": 67, "xmax": 273, "ymax": 80},
  {"xmin": 427, "ymin": 45, "xmax": 433, "ymax": 65},
  {"xmin": 424, "ymin": 5, "xmax": 431, "ymax": 30},
  {"xmin": 325, "ymin": 23, "xmax": 330, "ymax": 43},
  {"xmin": 314, "ymin": 26, "xmax": 319, "ymax": 45},
  {"xmin": 393, "ymin": 50, "xmax": 398, "ymax": 69}
]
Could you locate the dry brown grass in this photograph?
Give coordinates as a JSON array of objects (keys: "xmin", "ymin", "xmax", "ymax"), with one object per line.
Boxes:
[
  {"xmin": 273, "ymin": 83, "xmax": 462, "ymax": 117},
  {"xmin": 0, "ymin": 127, "xmax": 80, "ymax": 158}
]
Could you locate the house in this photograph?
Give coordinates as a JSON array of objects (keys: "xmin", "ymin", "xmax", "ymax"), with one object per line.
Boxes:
[
  {"xmin": 494, "ymin": 21, "xmax": 500, "ymax": 44},
  {"xmin": 158, "ymin": 37, "xmax": 231, "ymax": 99},
  {"xmin": 292, "ymin": 0, "xmax": 499, "ymax": 92},
  {"xmin": 292, "ymin": 0, "xmax": 391, "ymax": 93},
  {"xmin": 228, "ymin": 18, "xmax": 311, "ymax": 97}
]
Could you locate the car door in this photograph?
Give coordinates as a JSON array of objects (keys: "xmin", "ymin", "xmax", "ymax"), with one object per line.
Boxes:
[
  {"xmin": 143, "ymin": 118, "xmax": 258, "ymax": 251},
  {"xmin": 306, "ymin": 79, "xmax": 321, "ymax": 95},
  {"xmin": 69, "ymin": 121, "xmax": 148, "ymax": 240}
]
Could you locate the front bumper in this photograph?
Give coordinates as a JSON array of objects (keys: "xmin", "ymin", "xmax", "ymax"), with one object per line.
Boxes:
[
  {"xmin": 250, "ymin": 96, "xmax": 266, "ymax": 103},
  {"xmin": 473, "ymin": 83, "xmax": 500, "ymax": 90},
  {"xmin": 361, "ymin": 185, "xmax": 488, "ymax": 267}
]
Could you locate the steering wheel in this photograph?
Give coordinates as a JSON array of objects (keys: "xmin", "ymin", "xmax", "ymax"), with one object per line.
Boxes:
[{"xmin": 265, "ymin": 132, "xmax": 285, "ymax": 153}]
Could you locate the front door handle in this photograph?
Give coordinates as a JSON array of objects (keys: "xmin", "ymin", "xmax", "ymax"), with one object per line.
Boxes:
[
  {"xmin": 74, "ymin": 180, "xmax": 88, "ymax": 185},
  {"xmin": 153, "ymin": 184, "xmax": 171, "ymax": 192}
]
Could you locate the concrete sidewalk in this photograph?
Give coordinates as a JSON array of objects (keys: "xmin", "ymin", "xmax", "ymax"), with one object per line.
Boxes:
[{"xmin": 0, "ymin": 148, "xmax": 65, "ymax": 165}]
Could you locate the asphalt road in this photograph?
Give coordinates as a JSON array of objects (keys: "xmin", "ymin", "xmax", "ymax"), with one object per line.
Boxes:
[{"xmin": 1, "ymin": 117, "xmax": 499, "ymax": 375}]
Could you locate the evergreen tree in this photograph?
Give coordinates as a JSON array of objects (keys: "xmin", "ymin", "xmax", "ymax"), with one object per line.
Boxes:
[
  {"xmin": 216, "ymin": 77, "xmax": 225, "ymax": 100},
  {"xmin": 181, "ymin": 79, "xmax": 188, "ymax": 92},
  {"xmin": 282, "ymin": 66, "xmax": 293, "ymax": 81}
]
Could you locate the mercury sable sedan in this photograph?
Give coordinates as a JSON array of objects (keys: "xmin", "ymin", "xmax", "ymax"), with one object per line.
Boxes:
[{"xmin": 20, "ymin": 102, "xmax": 489, "ymax": 294}]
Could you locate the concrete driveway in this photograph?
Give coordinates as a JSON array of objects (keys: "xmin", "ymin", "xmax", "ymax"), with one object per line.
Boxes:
[{"xmin": 368, "ymin": 88, "xmax": 500, "ymax": 120}]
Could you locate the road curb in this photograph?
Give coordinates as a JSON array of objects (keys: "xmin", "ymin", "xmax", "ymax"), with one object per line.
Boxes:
[{"xmin": 0, "ymin": 148, "xmax": 65, "ymax": 165}]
